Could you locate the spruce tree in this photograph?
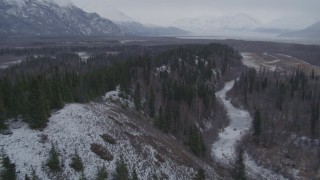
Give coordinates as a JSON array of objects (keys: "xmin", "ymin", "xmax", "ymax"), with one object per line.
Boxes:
[
  {"xmin": 27, "ymin": 77, "xmax": 49, "ymax": 129},
  {"xmin": 149, "ymin": 88, "xmax": 155, "ymax": 118},
  {"xmin": 131, "ymin": 168, "xmax": 138, "ymax": 180},
  {"xmin": 79, "ymin": 172, "xmax": 87, "ymax": 180},
  {"xmin": 0, "ymin": 97, "xmax": 7, "ymax": 130},
  {"xmin": 114, "ymin": 157, "xmax": 129, "ymax": 180},
  {"xmin": 31, "ymin": 167, "xmax": 40, "ymax": 180},
  {"xmin": 47, "ymin": 144, "xmax": 60, "ymax": 171},
  {"xmin": 232, "ymin": 148, "xmax": 246, "ymax": 180},
  {"xmin": 51, "ymin": 67, "xmax": 64, "ymax": 109},
  {"xmin": 194, "ymin": 168, "xmax": 205, "ymax": 180},
  {"xmin": 1, "ymin": 155, "xmax": 16, "ymax": 180},
  {"xmin": 188, "ymin": 127, "xmax": 205, "ymax": 156},
  {"xmin": 253, "ymin": 109, "xmax": 262, "ymax": 137},
  {"xmin": 310, "ymin": 102, "xmax": 319, "ymax": 138},
  {"xmin": 134, "ymin": 83, "xmax": 141, "ymax": 111},
  {"xmin": 70, "ymin": 150, "xmax": 84, "ymax": 172},
  {"xmin": 95, "ymin": 164, "xmax": 108, "ymax": 180},
  {"xmin": 25, "ymin": 174, "xmax": 31, "ymax": 180},
  {"xmin": 154, "ymin": 106, "xmax": 164, "ymax": 130}
]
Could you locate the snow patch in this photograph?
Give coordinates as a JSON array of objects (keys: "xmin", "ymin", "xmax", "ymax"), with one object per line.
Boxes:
[{"xmin": 76, "ymin": 52, "xmax": 90, "ymax": 62}]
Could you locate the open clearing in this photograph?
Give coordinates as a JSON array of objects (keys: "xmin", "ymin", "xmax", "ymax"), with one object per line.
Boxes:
[{"xmin": 241, "ymin": 52, "xmax": 320, "ymax": 75}]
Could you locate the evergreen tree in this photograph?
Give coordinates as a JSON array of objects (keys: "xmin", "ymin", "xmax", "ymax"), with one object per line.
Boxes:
[
  {"xmin": 95, "ymin": 164, "xmax": 108, "ymax": 180},
  {"xmin": 46, "ymin": 144, "xmax": 60, "ymax": 171},
  {"xmin": 27, "ymin": 77, "xmax": 49, "ymax": 129},
  {"xmin": 70, "ymin": 150, "xmax": 84, "ymax": 172},
  {"xmin": 194, "ymin": 168, "xmax": 205, "ymax": 180},
  {"xmin": 25, "ymin": 174, "xmax": 30, "ymax": 180},
  {"xmin": 253, "ymin": 109, "xmax": 262, "ymax": 137},
  {"xmin": 188, "ymin": 127, "xmax": 205, "ymax": 156},
  {"xmin": 310, "ymin": 102, "xmax": 319, "ymax": 138},
  {"xmin": 131, "ymin": 168, "xmax": 138, "ymax": 180},
  {"xmin": 114, "ymin": 157, "xmax": 129, "ymax": 180},
  {"xmin": 154, "ymin": 106, "xmax": 164, "ymax": 130},
  {"xmin": 0, "ymin": 97, "xmax": 7, "ymax": 130},
  {"xmin": 134, "ymin": 83, "xmax": 141, "ymax": 111},
  {"xmin": 311, "ymin": 69, "xmax": 315, "ymax": 80},
  {"xmin": 31, "ymin": 168, "xmax": 40, "ymax": 180},
  {"xmin": 232, "ymin": 148, "xmax": 246, "ymax": 180},
  {"xmin": 149, "ymin": 88, "xmax": 155, "ymax": 118},
  {"xmin": 1, "ymin": 155, "xmax": 16, "ymax": 180},
  {"xmin": 50, "ymin": 78, "xmax": 64, "ymax": 109},
  {"xmin": 79, "ymin": 172, "xmax": 87, "ymax": 180}
]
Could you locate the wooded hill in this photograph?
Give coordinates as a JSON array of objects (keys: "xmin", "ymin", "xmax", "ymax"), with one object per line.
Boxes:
[{"xmin": 0, "ymin": 44, "xmax": 243, "ymax": 158}]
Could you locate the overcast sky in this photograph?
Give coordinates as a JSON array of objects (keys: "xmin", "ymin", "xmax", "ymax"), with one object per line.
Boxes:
[{"xmin": 71, "ymin": 0, "xmax": 319, "ymax": 25}]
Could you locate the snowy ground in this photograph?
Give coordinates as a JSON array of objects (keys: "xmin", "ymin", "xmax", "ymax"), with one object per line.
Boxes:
[
  {"xmin": 212, "ymin": 80, "xmax": 287, "ymax": 179},
  {"xmin": 241, "ymin": 53, "xmax": 261, "ymax": 71},
  {"xmin": 0, "ymin": 59, "xmax": 22, "ymax": 69},
  {"xmin": 76, "ymin": 52, "xmax": 90, "ymax": 62},
  {"xmin": 0, "ymin": 89, "xmax": 219, "ymax": 180},
  {"xmin": 212, "ymin": 81, "xmax": 251, "ymax": 164},
  {"xmin": 241, "ymin": 52, "xmax": 320, "ymax": 75},
  {"xmin": 241, "ymin": 52, "xmax": 278, "ymax": 72}
]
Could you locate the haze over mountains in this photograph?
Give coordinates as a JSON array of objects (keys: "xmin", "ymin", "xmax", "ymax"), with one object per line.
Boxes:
[
  {"xmin": 0, "ymin": 0, "xmax": 319, "ymax": 42},
  {"xmin": 280, "ymin": 21, "xmax": 320, "ymax": 39},
  {"xmin": 173, "ymin": 14, "xmax": 319, "ymax": 38}
]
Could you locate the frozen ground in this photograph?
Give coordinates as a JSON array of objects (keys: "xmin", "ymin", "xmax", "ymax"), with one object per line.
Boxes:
[
  {"xmin": 241, "ymin": 53, "xmax": 261, "ymax": 71},
  {"xmin": 76, "ymin": 52, "xmax": 90, "ymax": 62},
  {"xmin": 241, "ymin": 52, "xmax": 320, "ymax": 76},
  {"xmin": 0, "ymin": 59, "xmax": 22, "ymax": 69},
  {"xmin": 212, "ymin": 80, "xmax": 287, "ymax": 179},
  {"xmin": 212, "ymin": 81, "xmax": 251, "ymax": 164},
  {"xmin": 0, "ymin": 89, "xmax": 219, "ymax": 180},
  {"xmin": 241, "ymin": 52, "xmax": 278, "ymax": 72}
]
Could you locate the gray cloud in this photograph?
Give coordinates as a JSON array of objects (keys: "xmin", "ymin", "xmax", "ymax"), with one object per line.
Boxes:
[{"xmin": 71, "ymin": 0, "xmax": 320, "ymax": 25}]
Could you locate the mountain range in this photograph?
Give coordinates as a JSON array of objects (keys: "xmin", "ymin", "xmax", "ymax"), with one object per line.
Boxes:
[
  {"xmin": 0, "ymin": 0, "xmax": 188, "ymax": 36},
  {"xmin": 0, "ymin": 0, "xmax": 124, "ymax": 36},
  {"xmin": 172, "ymin": 14, "xmax": 320, "ymax": 41},
  {"xmin": 0, "ymin": 0, "xmax": 319, "ymax": 41},
  {"xmin": 173, "ymin": 13, "xmax": 262, "ymax": 35}
]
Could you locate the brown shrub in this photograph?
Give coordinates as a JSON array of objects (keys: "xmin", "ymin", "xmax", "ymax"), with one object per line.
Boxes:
[
  {"xmin": 100, "ymin": 134, "xmax": 116, "ymax": 144},
  {"xmin": 90, "ymin": 143, "xmax": 113, "ymax": 161}
]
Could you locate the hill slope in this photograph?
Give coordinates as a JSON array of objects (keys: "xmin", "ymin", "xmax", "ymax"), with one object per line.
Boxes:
[{"xmin": 0, "ymin": 91, "xmax": 220, "ymax": 179}]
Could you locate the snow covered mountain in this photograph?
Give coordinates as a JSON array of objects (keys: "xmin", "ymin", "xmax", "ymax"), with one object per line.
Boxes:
[
  {"xmin": 254, "ymin": 16, "xmax": 317, "ymax": 35},
  {"xmin": 280, "ymin": 21, "xmax": 320, "ymax": 40},
  {"xmin": 74, "ymin": 2, "xmax": 133, "ymax": 23},
  {"xmin": 76, "ymin": 3, "xmax": 188, "ymax": 36},
  {"xmin": 118, "ymin": 21, "xmax": 189, "ymax": 36},
  {"xmin": 0, "ymin": 0, "xmax": 123, "ymax": 36},
  {"xmin": 173, "ymin": 13, "xmax": 261, "ymax": 35}
]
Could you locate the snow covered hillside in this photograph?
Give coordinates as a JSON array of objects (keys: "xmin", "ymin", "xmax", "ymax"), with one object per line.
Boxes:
[{"xmin": 0, "ymin": 89, "xmax": 219, "ymax": 179}]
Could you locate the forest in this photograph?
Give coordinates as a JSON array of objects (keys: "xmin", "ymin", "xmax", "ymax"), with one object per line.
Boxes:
[
  {"xmin": 229, "ymin": 67, "xmax": 320, "ymax": 178},
  {"xmin": 0, "ymin": 43, "xmax": 243, "ymax": 159}
]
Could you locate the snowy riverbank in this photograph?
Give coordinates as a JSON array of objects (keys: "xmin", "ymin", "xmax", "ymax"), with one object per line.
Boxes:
[{"xmin": 212, "ymin": 80, "xmax": 287, "ymax": 179}]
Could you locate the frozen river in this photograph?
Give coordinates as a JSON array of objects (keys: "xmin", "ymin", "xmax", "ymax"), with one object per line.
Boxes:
[{"xmin": 212, "ymin": 80, "xmax": 287, "ymax": 179}]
